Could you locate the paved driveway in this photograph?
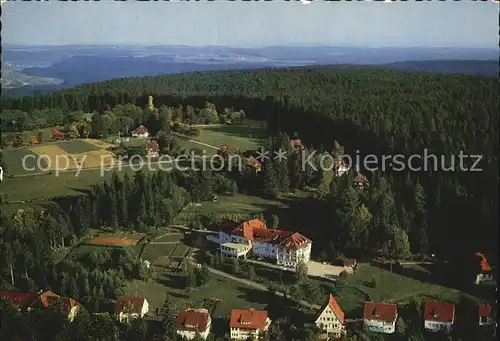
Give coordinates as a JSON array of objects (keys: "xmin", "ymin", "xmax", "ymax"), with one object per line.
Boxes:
[{"xmin": 307, "ymin": 261, "xmax": 346, "ymax": 280}]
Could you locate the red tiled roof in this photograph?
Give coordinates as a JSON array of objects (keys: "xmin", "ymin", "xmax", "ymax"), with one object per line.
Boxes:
[
  {"xmin": 230, "ymin": 309, "xmax": 269, "ymax": 330},
  {"xmin": 363, "ymin": 302, "xmax": 398, "ymax": 322},
  {"xmin": 318, "ymin": 295, "xmax": 345, "ymax": 324},
  {"xmin": 132, "ymin": 125, "xmax": 148, "ymax": 134},
  {"xmin": 343, "ymin": 259, "xmax": 357, "ymax": 267},
  {"xmin": 220, "ymin": 220, "xmax": 238, "ymax": 234},
  {"xmin": 475, "ymin": 252, "xmax": 492, "ymax": 272},
  {"xmin": 114, "ymin": 296, "xmax": 146, "ymax": 314},
  {"xmin": 355, "ymin": 171, "xmax": 369, "ymax": 184},
  {"xmin": 229, "ymin": 219, "xmax": 311, "ymax": 250},
  {"xmin": 148, "ymin": 140, "xmax": 159, "ymax": 152},
  {"xmin": 177, "ymin": 308, "xmax": 210, "ymax": 332},
  {"xmin": 232, "ymin": 219, "xmax": 268, "ymax": 241},
  {"xmin": 246, "ymin": 156, "xmax": 261, "ymax": 168},
  {"xmin": 36, "ymin": 291, "xmax": 59, "ymax": 308},
  {"xmin": 277, "ymin": 232, "xmax": 312, "ymax": 250},
  {"xmin": 478, "ymin": 304, "xmax": 492, "ymax": 317},
  {"xmin": 0, "ymin": 291, "xmax": 40, "ymax": 309},
  {"xmin": 46, "ymin": 296, "xmax": 79, "ymax": 315},
  {"xmin": 424, "ymin": 302, "xmax": 455, "ymax": 323}
]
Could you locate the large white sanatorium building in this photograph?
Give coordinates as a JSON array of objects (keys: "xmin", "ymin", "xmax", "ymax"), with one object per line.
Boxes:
[{"xmin": 215, "ymin": 219, "xmax": 312, "ymax": 268}]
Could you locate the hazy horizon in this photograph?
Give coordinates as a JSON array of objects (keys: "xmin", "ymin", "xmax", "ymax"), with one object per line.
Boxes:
[{"xmin": 2, "ymin": 1, "xmax": 499, "ymax": 49}]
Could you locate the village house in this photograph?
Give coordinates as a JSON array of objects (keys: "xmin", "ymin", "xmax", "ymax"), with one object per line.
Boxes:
[
  {"xmin": 147, "ymin": 140, "xmax": 160, "ymax": 158},
  {"xmin": 478, "ymin": 304, "xmax": 494, "ymax": 326},
  {"xmin": 0, "ymin": 290, "xmax": 40, "ymax": 311},
  {"xmin": 474, "ymin": 252, "xmax": 494, "ymax": 284},
  {"xmin": 30, "ymin": 290, "xmax": 81, "ymax": 322},
  {"xmin": 290, "ymin": 138, "xmax": 304, "ymax": 150},
  {"xmin": 229, "ymin": 309, "xmax": 271, "ymax": 340},
  {"xmin": 343, "ymin": 258, "xmax": 357, "ymax": 272},
  {"xmin": 363, "ymin": 302, "xmax": 398, "ymax": 334},
  {"xmin": 354, "ymin": 171, "xmax": 369, "ymax": 188},
  {"xmin": 52, "ymin": 128, "xmax": 66, "ymax": 140},
  {"xmin": 114, "ymin": 296, "xmax": 149, "ymax": 323},
  {"xmin": 245, "ymin": 156, "xmax": 262, "ymax": 174},
  {"xmin": 423, "ymin": 301, "xmax": 455, "ymax": 334},
  {"xmin": 220, "ymin": 144, "xmax": 229, "ymax": 154},
  {"xmin": 335, "ymin": 160, "xmax": 349, "ymax": 178},
  {"xmin": 314, "ymin": 294, "xmax": 346, "ymax": 338},
  {"xmin": 176, "ymin": 308, "xmax": 212, "ymax": 340},
  {"xmin": 216, "ymin": 219, "xmax": 312, "ymax": 268},
  {"xmin": 131, "ymin": 125, "xmax": 149, "ymax": 138}
]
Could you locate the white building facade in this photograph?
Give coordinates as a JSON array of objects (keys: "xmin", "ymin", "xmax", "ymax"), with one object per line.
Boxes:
[
  {"xmin": 215, "ymin": 219, "xmax": 312, "ymax": 268},
  {"xmin": 176, "ymin": 308, "xmax": 212, "ymax": 340}
]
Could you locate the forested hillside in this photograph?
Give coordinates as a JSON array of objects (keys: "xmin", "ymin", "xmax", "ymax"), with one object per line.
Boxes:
[{"xmin": 2, "ymin": 66, "xmax": 498, "ymax": 259}]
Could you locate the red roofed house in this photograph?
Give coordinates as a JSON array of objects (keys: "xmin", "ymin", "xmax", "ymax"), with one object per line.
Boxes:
[
  {"xmin": 230, "ymin": 309, "xmax": 271, "ymax": 340},
  {"xmin": 314, "ymin": 295, "xmax": 346, "ymax": 338},
  {"xmin": 217, "ymin": 219, "xmax": 312, "ymax": 268},
  {"xmin": 478, "ymin": 304, "xmax": 494, "ymax": 326},
  {"xmin": 52, "ymin": 128, "xmax": 66, "ymax": 140},
  {"xmin": 131, "ymin": 125, "xmax": 149, "ymax": 138},
  {"xmin": 474, "ymin": 252, "xmax": 494, "ymax": 284},
  {"xmin": 176, "ymin": 308, "xmax": 212, "ymax": 340},
  {"xmin": 354, "ymin": 171, "xmax": 369, "ymax": 189},
  {"xmin": 0, "ymin": 291, "xmax": 40, "ymax": 311},
  {"xmin": 290, "ymin": 139, "xmax": 304, "ymax": 149},
  {"xmin": 423, "ymin": 301, "xmax": 455, "ymax": 334},
  {"xmin": 30, "ymin": 291, "xmax": 81, "ymax": 322},
  {"xmin": 114, "ymin": 296, "xmax": 149, "ymax": 323},
  {"xmin": 363, "ymin": 302, "xmax": 398, "ymax": 334},
  {"xmin": 147, "ymin": 140, "xmax": 160, "ymax": 158},
  {"xmin": 246, "ymin": 156, "xmax": 262, "ymax": 173}
]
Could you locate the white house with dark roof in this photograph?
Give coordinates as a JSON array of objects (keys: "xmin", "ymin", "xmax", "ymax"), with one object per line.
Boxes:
[{"xmin": 216, "ymin": 219, "xmax": 312, "ymax": 268}]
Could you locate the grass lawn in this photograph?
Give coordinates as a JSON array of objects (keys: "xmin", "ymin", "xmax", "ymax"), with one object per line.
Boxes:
[
  {"xmin": 65, "ymin": 242, "xmax": 145, "ymax": 261},
  {"xmin": 2, "ymin": 147, "xmax": 47, "ymax": 175},
  {"xmin": 126, "ymin": 273, "xmax": 270, "ymax": 318},
  {"xmin": 56, "ymin": 139, "xmax": 102, "ymax": 154},
  {"xmin": 345, "ymin": 264, "xmax": 465, "ymax": 305},
  {"xmin": 143, "ymin": 231, "xmax": 191, "ymax": 267},
  {"xmin": 196, "ymin": 120, "xmax": 268, "ymax": 152}
]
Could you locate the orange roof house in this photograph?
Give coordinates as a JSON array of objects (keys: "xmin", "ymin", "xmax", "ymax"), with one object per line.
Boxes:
[
  {"xmin": 246, "ymin": 156, "xmax": 262, "ymax": 172},
  {"xmin": 230, "ymin": 309, "xmax": 271, "ymax": 331},
  {"xmin": 176, "ymin": 308, "xmax": 212, "ymax": 338},
  {"xmin": 52, "ymin": 128, "xmax": 65, "ymax": 139},
  {"xmin": 314, "ymin": 295, "xmax": 346, "ymax": 337},
  {"xmin": 475, "ymin": 252, "xmax": 492, "ymax": 272}
]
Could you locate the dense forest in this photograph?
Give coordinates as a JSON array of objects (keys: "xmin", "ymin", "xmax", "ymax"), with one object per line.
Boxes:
[{"xmin": 2, "ymin": 66, "xmax": 497, "ymax": 260}]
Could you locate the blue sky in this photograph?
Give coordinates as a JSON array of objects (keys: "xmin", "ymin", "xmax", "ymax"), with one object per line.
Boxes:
[{"xmin": 2, "ymin": 0, "xmax": 499, "ymax": 48}]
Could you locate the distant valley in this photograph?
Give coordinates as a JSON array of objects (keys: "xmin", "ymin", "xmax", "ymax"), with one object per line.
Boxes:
[{"xmin": 2, "ymin": 44, "xmax": 498, "ymax": 98}]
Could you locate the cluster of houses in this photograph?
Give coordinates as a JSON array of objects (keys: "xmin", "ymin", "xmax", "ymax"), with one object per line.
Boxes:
[
  {"xmin": 209, "ymin": 218, "xmax": 312, "ymax": 269},
  {"xmin": 3, "ymin": 288, "xmax": 493, "ymax": 340}
]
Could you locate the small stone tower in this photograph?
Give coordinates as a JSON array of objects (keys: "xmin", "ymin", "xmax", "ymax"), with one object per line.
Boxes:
[{"xmin": 148, "ymin": 95, "xmax": 154, "ymax": 111}]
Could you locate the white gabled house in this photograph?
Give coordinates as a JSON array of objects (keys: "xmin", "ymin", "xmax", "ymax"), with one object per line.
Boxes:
[
  {"xmin": 230, "ymin": 309, "xmax": 271, "ymax": 340},
  {"xmin": 314, "ymin": 294, "xmax": 346, "ymax": 338},
  {"xmin": 176, "ymin": 308, "xmax": 212, "ymax": 340},
  {"xmin": 114, "ymin": 296, "xmax": 149, "ymax": 323},
  {"xmin": 423, "ymin": 301, "xmax": 455, "ymax": 334},
  {"xmin": 215, "ymin": 219, "xmax": 312, "ymax": 268},
  {"xmin": 363, "ymin": 302, "xmax": 398, "ymax": 334}
]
